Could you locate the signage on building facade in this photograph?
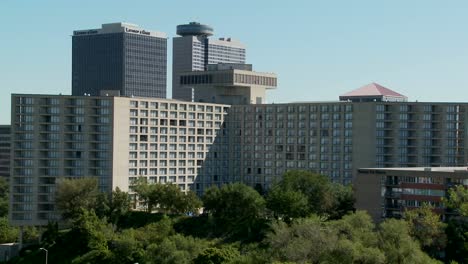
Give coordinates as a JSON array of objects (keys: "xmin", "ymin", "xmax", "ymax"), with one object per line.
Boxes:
[{"xmin": 125, "ymin": 28, "xmax": 151, "ymax": 35}]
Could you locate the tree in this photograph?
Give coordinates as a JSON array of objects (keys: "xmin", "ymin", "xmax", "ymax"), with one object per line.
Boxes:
[
  {"xmin": 443, "ymin": 185, "xmax": 468, "ymax": 263},
  {"xmin": 23, "ymin": 225, "xmax": 40, "ymax": 244},
  {"xmin": 405, "ymin": 205, "xmax": 446, "ymax": 257},
  {"xmin": 144, "ymin": 234, "xmax": 212, "ymax": 264},
  {"xmin": 444, "ymin": 185, "xmax": 468, "ymax": 217},
  {"xmin": 175, "ymin": 191, "xmax": 203, "ymax": 215},
  {"xmin": 41, "ymin": 221, "xmax": 59, "ymax": 246},
  {"xmin": 330, "ymin": 211, "xmax": 379, "ymax": 248},
  {"xmin": 0, "ymin": 217, "xmax": 18, "ymax": 243},
  {"xmin": 203, "ymin": 183, "xmax": 266, "ymax": 239},
  {"xmin": 328, "ymin": 183, "xmax": 356, "ymax": 219},
  {"xmin": 0, "ymin": 177, "xmax": 8, "ymax": 218},
  {"xmin": 69, "ymin": 210, "xmax": 114, "ymax": 263},
  {"xmin": 378, "ymin": 219, "xmax": 440, "ymax": 264},
  {"xmin": 268, "ymin": 170, "xmax": 355, "ymax": 219},
  {"xmin": 55, "ymin": 177, "xmax": 100, "ymax": 220},
  {"xmin": 96, "ymin": 187, "xmax": 131, "ymax": 225},
  {"xmin": 445, "ymin": 217, "xmax": 468, "ymax": 264},
  {"xmin": 135, "ymin": 216, "xmax": 175, "ymax": 246},
  {"xmin": 326, "ymin": 211, "xmax": 385, "ymax": 264},
  {"xmin": 322, "ymin": 239, "xmax": 386, "ymax": 264},
  {"xmin": 265, "ymin": 216, "xmax": 337, "ymax": 263},
  {"xmin": 108, "ymin": 187, "xmax": 131, "ymax": 224},
  {"xmin": 108, "ymin": 229, "xmax": 144, "ymax": 264},
  {"xmin": 193, "ymin": 245, "xmax": 240, "ymax": 264},
  {"xmin": 266, "ymin": 188, "xmax": 309, "ymax": 221},
  {"xmin": 132, "ymin": 177, "xmax": 157, "ymax": 212},
  {"xmin": 133, "ymin": 177, "xmax": 202, "ymax": 215},
  {"xmin": 279, "ymin": 170, "xmax": 335, "ymax": 215}
]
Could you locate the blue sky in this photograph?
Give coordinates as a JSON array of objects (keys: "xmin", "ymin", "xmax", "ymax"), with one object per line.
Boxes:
[{"xmin": 1, "ymin": 0, "xmax": 468, "ymax": 124}]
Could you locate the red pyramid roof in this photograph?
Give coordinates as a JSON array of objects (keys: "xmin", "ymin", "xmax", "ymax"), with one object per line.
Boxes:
[{"xmin": 341, "ymin": 83, "xmax": 405, "ymax": 97}]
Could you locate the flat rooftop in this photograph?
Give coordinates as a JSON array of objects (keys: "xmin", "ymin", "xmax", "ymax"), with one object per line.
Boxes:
[{"xmin": 73, "ymin": 22, "xmax": 167, "ymax": 38}]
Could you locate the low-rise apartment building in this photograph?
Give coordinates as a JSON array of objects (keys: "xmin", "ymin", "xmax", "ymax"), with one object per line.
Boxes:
[{"xmin": 355, "ymin": 167, "xmax": 468, "ymax": 222}]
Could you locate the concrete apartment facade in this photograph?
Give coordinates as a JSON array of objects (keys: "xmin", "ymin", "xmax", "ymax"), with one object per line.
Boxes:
[
  {"xmin": 10, "ymin": 94, "xmax": 230, "ymax": 226},
  {"xmin": 0, "ymin": 125, "xmax": 11, "ymax": 180},
  {"xmin": 10, "ymin": 95, "xmax": 114, "ymax": 226},
  {"xmin": 72, "ymin": 23, "xmax": 167, "ymax": 98},
  {"xmin": 172, "ymin": 22, "xmax": 246, "ymax": 101},
  {"xmin": 355, "ymin": 167, "xmax": 468, "ymax": 222},
  {"xmin": 9, "ymin": 83, "xmax": 468, "ymax": 226}
]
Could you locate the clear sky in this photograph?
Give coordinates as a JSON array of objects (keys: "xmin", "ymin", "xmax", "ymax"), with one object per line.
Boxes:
[{"xmin": 1, "ymin": 0, "xmax": 468, "ymax": 124}]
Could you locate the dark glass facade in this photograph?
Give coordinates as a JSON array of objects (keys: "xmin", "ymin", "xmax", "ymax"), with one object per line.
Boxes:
[{"xmin": 72, "ymin": 32, "xmax": 167, "ymax": 98}]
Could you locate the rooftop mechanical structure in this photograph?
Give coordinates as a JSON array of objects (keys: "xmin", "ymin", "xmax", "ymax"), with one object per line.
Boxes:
[{"xmin": 176, "ymin": 22, "xmax": 214, "ymax": 37}]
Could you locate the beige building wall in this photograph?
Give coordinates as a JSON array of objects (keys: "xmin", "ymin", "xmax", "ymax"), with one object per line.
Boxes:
[
  {"xmin": 9, "ymin": 93, "xmax": 468, "ymax": 226},
  {"xmin": 180, "ymin": 69, "xmax": 277, "ymax": 105},
  {"xmin": 351, "ymin": 103, "xmax": 378, "ymax": 177},
  {"xmin": 112, "ymin": 98, "xmax": 131, "ymax": 192},
  {"xmin": 354, "ymin": 170, "xmax": 383, "ymax": 222}
]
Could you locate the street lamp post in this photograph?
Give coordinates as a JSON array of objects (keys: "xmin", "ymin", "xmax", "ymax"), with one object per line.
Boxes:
[{"xmin": 39, "ymin": 248, "xmax": 48, "ymax": 264}]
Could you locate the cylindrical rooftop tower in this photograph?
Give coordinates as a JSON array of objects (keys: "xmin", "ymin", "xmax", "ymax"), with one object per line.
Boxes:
[{"xmin": 176, "ymin": 22, "xmax": 213, "ymax": 37}]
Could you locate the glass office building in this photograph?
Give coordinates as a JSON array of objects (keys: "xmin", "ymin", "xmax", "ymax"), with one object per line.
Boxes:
[{"xmin": 72, "ymin": 23, "xmax": 167, "ymax": 98}]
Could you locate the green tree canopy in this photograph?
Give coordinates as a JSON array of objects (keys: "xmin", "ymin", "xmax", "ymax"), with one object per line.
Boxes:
[
  {"xmin": 202, "ymin": 183, "xmax": 266, "ymax": 239},
  {"xmin": 69, "ymin": 209, "xmax": 114, "ymax": 263},
  {"xmin": 96, "ymin": 187, "xmax": 132, "ymax": 225},
  {"xmin": 266, "ymin": 187, "xmax": 309, "ymax": 221},
  {"xmin": 265, "ymin": 216, "xmax": 338, "ymax": 263},
  {"xmin": 55, "ymin": 177, "xmax": 100, "ymax": 220},
  {"xmin": 443, "ymin": 185, "xmax": 468, "ymax": 263},
  {"xmin": 326, "ymin": 211, "xmax": 385, "ymax": 264},
  {"xmin": 144, "ymin": 234, "xmax": 212, "ymax": 264},
  {"xmin": 329, "ymin": 183, "xmax": 356, "ymax": 219},
  {"xmin": 193, "ymin": 245, "xmax": 240, "ymax": 264},
  {"xmin": 405, "ymin": 205, "xmax": 446, "ymax": 256},
  {"xmin": 0, "ymin": 177, "xmax": 8, "ymax": 218},
  {"xmin": 444, "ymin": 185, "xmax": 468, "ymax": 217},
  {"xmin": 133, "ymin": 177, "xmax": 202, "ymax": 214},
  {"xmin": 0, "ymin": 217, "xmax": 18, "ymax": 243},
  {"xmin": 267, "ymin": 170, "xmax": 355, "ymax": 219},
  {"xmin": 378, "ymin": 218, "xmax": 441, "ymax": 264}
]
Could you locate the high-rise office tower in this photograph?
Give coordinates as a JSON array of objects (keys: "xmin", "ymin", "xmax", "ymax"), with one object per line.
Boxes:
[
  {"xmin": 172, "ymin": 22, "xmax": 246, "ymax": 101},
  {"xmin": 72, "ymin": 23, "xmax": 167, "ymax": 98}
]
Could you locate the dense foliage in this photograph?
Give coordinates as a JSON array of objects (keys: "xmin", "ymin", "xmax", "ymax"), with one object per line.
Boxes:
[
  {"xmin": 4, "ymin": 171, "xmax": 468, "ymax": 263},
  {"xmin": 133, "ymin": 177, "xmax": 202, "ymax": 215},
  {"xmin": 55, "ymin": 177, "xmax": 100, "ymax": 220},
  {"xmin": 0, "ymin": 177, "xmax": 8, "ymax": 218}
]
